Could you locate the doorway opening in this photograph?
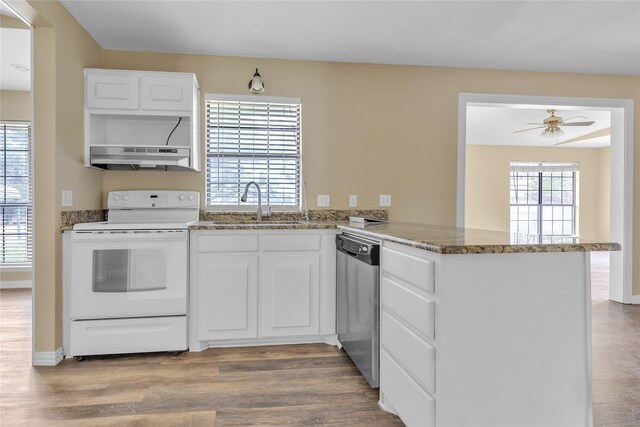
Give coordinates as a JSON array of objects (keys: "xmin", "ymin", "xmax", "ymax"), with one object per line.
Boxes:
[
  {"xmin": 457, "ymin": 93, "xmax": 633, "ymax": 304},
  {"xmin": 0, "ymin": 5, "xmax": 33, "ymax": 286}
]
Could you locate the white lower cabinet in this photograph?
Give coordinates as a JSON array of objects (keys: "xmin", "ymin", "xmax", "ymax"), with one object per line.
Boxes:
[
  {"xmin": 261, "ymin": 254, "xmax": 320, "ymax": 337},
  {"xmin": 380, "ymin": 243, "xmax": 437, "ymax": 427},
  {"xmin": 190, "ymin": 230, "xmax": 336, "ymax": 350},
  {"xmin": 196, "ymin": 255, "xmax": 258, "ymax": 341},
  {"xmin": 379, "ymin": 240, "xmax": 592, "ymax": 427}
]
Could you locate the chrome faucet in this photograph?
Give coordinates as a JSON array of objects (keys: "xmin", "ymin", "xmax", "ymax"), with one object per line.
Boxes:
[{"xmin": 240, "ymin": 181, "xmax": 263, "ymax": 221}]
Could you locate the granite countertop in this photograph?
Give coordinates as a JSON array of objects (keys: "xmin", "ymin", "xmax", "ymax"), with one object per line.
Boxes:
[
  {"xmin": 338, "ymin": 222, "xmax": 621, "ymax": 254},
  {"xmin": 60, "ymin": 209, "xmax": 619, "ymax": 254}
]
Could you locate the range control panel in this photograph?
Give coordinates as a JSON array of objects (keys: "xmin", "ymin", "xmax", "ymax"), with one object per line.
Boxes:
[{"xmin": 108, "ymin": 190, "xmax": 200, "ymax": 210}]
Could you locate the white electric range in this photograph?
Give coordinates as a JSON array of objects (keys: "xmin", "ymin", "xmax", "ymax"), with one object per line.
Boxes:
[{"xmin": 64, "ymin": 190, "xmax": 199, "ymax": 358}]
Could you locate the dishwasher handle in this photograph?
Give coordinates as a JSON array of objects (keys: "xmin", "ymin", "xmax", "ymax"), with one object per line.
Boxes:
[{"xmin": 336, "ymin": 234, "xmax": 380, "ymax": 266}]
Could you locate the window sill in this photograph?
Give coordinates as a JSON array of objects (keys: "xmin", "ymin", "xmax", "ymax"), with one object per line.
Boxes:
[{"xmin": 0, "ymin": 264, "xmax": 32, "ymax": 273}]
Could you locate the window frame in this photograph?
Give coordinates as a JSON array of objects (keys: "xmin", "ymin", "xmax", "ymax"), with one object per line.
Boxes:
[
  {"xmin": 1, "ymin": 121, "xmax": 33, "ymax": 269},
  {"xmin": 204, "ymin": 93, "xmax": 302, "ymax": 212},
  {"xmin": 509, "ymin": 162, "xmax": 578, "ymax": 244}
]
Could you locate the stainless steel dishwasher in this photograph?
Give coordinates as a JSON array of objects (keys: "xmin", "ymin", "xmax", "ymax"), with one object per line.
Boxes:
[{"xmin": 336, "ymin": 233, "xmax": 381, "ymax": 388}]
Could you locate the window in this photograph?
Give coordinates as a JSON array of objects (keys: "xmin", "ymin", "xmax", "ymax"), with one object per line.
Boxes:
[
  {"xmin": 510, "ymin": 162, "xmax": 577, "ymax": 244},
  {"xmin": 1, "ymin": 122, "xmax": 32, "ymax": 265},
  {"xmin": 205, "ymin": 94, "xmax": 301, "ymax": 210}
]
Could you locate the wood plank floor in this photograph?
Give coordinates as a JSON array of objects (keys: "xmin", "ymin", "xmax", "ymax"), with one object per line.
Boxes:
[
  {"xmin": 1, "ymin": 255, "xmax": 638, "ymax": 426},
  {"xmin": 590, "ymin": 252, "xmax": 640, "ymax": 426},
  {"xmin": 0, "ymin": 289, "xmax": 402, "ymax": 426}
]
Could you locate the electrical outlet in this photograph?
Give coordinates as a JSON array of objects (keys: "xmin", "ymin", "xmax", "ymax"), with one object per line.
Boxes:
[
  {"xmin": 349, "ymin": 195, "xmax": 358, "ymax": 208},
  {"xmin": 62, "ymin": 190, "xmax": 73, "ymax": 207},
  {"xmin": 379, "ymin": 194, "xmax": 391, "ymax": 207},
  {"xmin": 317, "ymin": 195, "xmax": 330, "ymax": 207}
]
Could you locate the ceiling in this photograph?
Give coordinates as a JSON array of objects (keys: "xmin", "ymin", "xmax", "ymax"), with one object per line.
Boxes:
[
  {"xmin": 466, "ymin": 105, "xmax": 611, "ymax": 148},
  {"xmin": 59, "ymin": 1, "xmax": 640, "ymax": 76},
  {"xmin": 0, "ymin": 27, "xmax": 31, "ymax": 91}
]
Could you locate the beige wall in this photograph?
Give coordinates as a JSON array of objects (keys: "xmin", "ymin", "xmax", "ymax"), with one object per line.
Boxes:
[
  {"xmin": 465, "ymin": 145, "xmax": 610, "ymax": 241},
  {"xmin": 0, "ymin": 90, "xmax": 31, "ymax": 121},
  {"xmin": 0, "ymin": 90, "xmax": 32, "ymax": 283},
  {"xmin": 101, "ymin": 50, "xmax": 639, "ymax": 296},
  {"xmin": 19, "ymin": 1, "xmax": 640, "ymax": 352},
  {"xmin": 26, "ymin": 0, "xmax": 104, "ymax": 352},
  {"xmin": 597, "ymin": 147, "xmax": 611, "ymax": 240},
  {"xmin": 0, "ymin": 13, "xmax": 29, "ymax": 29}
]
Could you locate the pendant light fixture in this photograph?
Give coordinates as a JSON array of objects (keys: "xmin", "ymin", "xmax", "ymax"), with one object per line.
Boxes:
[{"xmin": 248, "ymin": 68, "xmax": 265, "ymax": 94}]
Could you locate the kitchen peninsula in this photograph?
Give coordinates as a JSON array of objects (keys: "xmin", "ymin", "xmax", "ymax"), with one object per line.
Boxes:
[{"xmin": 336, "ymin": 222, "xmax": 618, "ymax": 427}]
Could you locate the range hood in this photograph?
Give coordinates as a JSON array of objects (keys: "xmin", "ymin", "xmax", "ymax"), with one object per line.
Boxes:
[{"xmin": 90, "ymin": 146, "xmax": 193, "ymax": 171}]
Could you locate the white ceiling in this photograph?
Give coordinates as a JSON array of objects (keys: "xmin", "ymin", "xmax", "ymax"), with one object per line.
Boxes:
[
  {"xmin": 466, "ymin": 105, "xmax": 611, "ymax": 149},
  {"xmin": 0, "ymin": 27, "xmax": 31, "ymax": 91},
  {"xmin": 60, "ymin": 1, "xmax": 640, "ymax": 76}
]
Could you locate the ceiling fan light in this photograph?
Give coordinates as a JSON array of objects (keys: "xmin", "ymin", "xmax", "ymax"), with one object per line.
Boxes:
[
  {"xmin": 541, "ymin": 129, "xmax": 551, "ymax": 138},
  {"xmin": 556, "ymin": 128, "xmax": 565, "ymax": 137}
]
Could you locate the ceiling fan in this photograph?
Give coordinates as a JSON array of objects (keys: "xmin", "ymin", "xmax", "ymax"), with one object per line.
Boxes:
[{"xmin": 514, "ymin": 109, "xmax": 595, "ymax": 139}]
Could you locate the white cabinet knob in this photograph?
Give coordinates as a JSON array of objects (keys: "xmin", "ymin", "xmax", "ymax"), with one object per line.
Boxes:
[
  {"xmin": 113, "ymin": 194, "xmax": 121, "ymax": 201},
  {"xmin": 179, "ymin": 194, "xmax": 186, "ymax": 201},
  {"xmin": 122, "ymin": 194, "xmax": 129, "ymax": 201},
  {"xmin": 188, "ymin": 194, "xmax": 194, "ymax": 201}
]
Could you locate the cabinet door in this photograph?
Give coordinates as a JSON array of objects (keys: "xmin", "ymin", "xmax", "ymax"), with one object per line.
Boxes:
[
  {"xmin": 261, "ymin": 254, "xmax": 320, "ymax": 337},
  {"xmin": 197, "ymin": 255, "xmax": 258, "ymax": 341},
  {"xmin": 141, "ymin": 76, "xmax": 193, "ymax": 111},
  {"xmin": 86, "ymin": 73, "xmax": 139, "ymax": 110}
]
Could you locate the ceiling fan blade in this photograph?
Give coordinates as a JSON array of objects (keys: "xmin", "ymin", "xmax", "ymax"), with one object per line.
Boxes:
[
  {"xmin": 556, "ymin": 127, "xmax": 611, "ymax": 145},
  {"xmin": 562, "ymin": 121, "xmax": 595, "ymax": 126},
  {"xmin": 514, "ymin": 126, "xmax": 546, "ymax": 133},
  {"xmin": 563, "ymin": 116, "xmax": 589, "ymax": 122},
  {"xmin": 555, "ymin": 140, "xmax": 579, "ymax": 146},
  {"xmin": 526, "ymin": 122, "xmax": 545, "ymax": 125}
]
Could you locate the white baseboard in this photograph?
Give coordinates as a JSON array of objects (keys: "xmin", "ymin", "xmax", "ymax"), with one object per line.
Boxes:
[
  {"xmin": 379, "ymin": 395, "xmax": 399, "ymax": 416},
  {"xmin": 0, "ymin": 280, "xmax": 32, "ymax": 289},
  {"xmin": 192, "ymin": 335, "xmax": 341, "ymax": 350},
  {"xmin": 631, "ymin": 295, "xmax": 640, "ymax": 304},
  {"xmin": 323, "ymin": 334, "xmax": 340, "ymax": 346},
  {"xmin": 33, "ymin": 348, "xmax": 64, "ymax": 366}
]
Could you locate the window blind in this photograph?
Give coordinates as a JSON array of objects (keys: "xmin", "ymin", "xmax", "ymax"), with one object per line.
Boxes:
[
  {"xmin": 509, "ymin": 161, "xmax": 577, "ymax": 241},
  {"xmin": 510, "ymin": 162, "xmax": 579, "ymax": 173},
  {"xmin": 205, "ymin": 96, "xmax": 301, "ymax": 209},
  {"xmin": 1, "ymin": 123, "xmax": 32, "ymax": 265}
]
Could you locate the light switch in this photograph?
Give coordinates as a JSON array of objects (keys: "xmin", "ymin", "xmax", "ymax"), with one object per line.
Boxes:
[
  {"xmin": 317, "ymin": 195, "xmax": 330, "ymax": 207},
  {"xmin": 349, "ymin": 195, "xmax": 358, "ymax": 208},
  {"xmin": 62, "ymin": 190, "xmax": 73, "ymax": 207},
  {"xmin": 379, "ymin": 194, "xmax": 391, "ymax": 207}
]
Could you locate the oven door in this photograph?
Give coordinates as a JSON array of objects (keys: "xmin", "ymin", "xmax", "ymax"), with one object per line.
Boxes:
[{"xmin": 69, "ymin": 229, "xmax": 188, "ymax": 320}]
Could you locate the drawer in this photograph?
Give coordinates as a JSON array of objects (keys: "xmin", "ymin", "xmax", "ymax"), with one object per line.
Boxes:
[
  {"xmin": 68, "ymin": 316, "xmax": 186, "ymax": 357},
  {"xmin": 382, "ymin": 247, "xmax": 434, "ymax": 294},
  {"xmin": 381, "ymin": 349, "xmax": 435, "ymax": 427},
  {"xmin": 382, "ymin": 311, "xmax": 436, "ymax": 393},
  {"xmin": 262, "ymin": 234, "xmax": 321, "ymax": 252},
  {"xmin": 198, "ymin": 234, "xmax": 259, "ymax": 252},
  {"xmin": 382, "ymin": 276, "xmax": 435, "ymax": 340}
]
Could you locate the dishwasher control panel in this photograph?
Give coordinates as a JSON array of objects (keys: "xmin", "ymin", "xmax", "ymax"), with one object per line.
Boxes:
[{"xmin": 336, "ymin": 233, "xmax": 380, "ymax": 265}]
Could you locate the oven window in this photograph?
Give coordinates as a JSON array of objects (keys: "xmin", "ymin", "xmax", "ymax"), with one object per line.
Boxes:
[{"xmin": 92, "ymin": 249, "xmax": 168, "ymax": 292}]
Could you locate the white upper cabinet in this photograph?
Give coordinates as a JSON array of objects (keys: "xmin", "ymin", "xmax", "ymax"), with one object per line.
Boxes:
[
  {"xmin": 86, "ymin": 73, "xmax": 139, "ymax": 110},
  {"xmin": 141, "ymin": 76, "xmax": 193, "ymax": 111},
  {"xmin": 84, "ymin": 68, "xmax": 200, "ymax": 171}
]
